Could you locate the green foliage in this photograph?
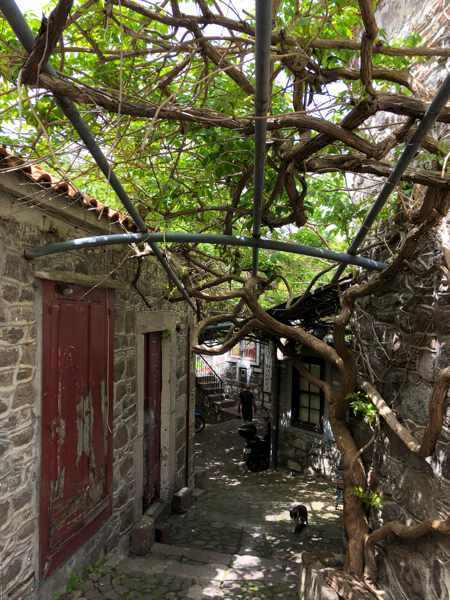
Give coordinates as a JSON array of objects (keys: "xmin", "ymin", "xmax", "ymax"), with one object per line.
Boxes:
[
  {"xmin": 352, "ymin": 486, "xmax": 384, "ymax": 510},
  {"xmin": 66, "ymin": 571, "xmax": 82, "ymax": 593},
  {"xmin": 348, "ymin": 390, "xmax": 379, "ymax": 427},
  {"xmin": 85, "ymin": 558, "xmax": 108, "ymax": 578},
  {"xmin": 55, "ymin": 558, "xmax": 107, "ymax": 598},
  {"xmin": 0, "ymin": 0, "xmax": 427, "ymax": 310}
]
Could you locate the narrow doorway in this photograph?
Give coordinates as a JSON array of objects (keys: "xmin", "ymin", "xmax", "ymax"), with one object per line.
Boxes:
[
  {"xmin": 40, "ymin": 281, "xmax": 113, "ymax": 578},
  {"xmin": 143, "ymin": 331, "xmax": 162, "ymax": 511}
]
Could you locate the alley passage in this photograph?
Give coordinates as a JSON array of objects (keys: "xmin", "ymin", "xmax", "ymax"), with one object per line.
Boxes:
[{"xmin": 65, "ymin": 419, "xmax": 343, "ymax": 599}]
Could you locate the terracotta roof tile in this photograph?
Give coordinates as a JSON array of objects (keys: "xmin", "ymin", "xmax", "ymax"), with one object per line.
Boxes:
[{"xmin": 0, "ymin": 145, "xmax": 140, "ymax": 232}]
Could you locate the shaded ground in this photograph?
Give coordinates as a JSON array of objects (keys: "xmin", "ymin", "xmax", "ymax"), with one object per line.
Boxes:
[
  {"xmin": 166, "ymin": 418, "xmax": 343, "ymax": 561},
  {"xmin": 64, "ymin": 419, "xmax": 343, "ymax": 599}
]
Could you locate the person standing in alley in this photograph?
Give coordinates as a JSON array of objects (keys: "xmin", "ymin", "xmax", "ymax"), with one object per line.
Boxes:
[{"xmin": 238, "ymin": 383, "xmax": 257, "ymax": 422}]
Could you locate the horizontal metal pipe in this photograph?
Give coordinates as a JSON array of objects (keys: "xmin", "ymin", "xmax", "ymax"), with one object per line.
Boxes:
[
  {"xmin": 1, "ymin": 0, "xmax": 196, "ymax": 311},
  {"xmin": 332, "ymin": 71, "xmax": 450, "ymax": 283},
  {"xmin": 24, "ymin": 232, "xmax": 386, "ymax": 271}
]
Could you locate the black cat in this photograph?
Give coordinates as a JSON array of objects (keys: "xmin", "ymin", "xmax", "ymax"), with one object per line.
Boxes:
[{"xmin": 289, "ymin": 504, "xmax": 308, "ymax": 532}]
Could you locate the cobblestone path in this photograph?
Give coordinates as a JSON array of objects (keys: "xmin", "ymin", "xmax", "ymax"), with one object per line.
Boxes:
[{"xmin": 64, "ymin": 419, "xmax": 343, "ymax": 599}]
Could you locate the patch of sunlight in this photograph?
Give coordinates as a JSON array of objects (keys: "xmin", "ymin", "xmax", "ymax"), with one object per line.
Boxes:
[
  {"xmin": 232, "ymin": 555, "xmax": 261, "ymax": 569},
  {"xmin": 223, "ymin": 479, "xmax": 242, "ymax": 486},
  {"xmin": 264, "ymin": 510, "xmax": 290, "ymax": 522},
  {"xmin": 238, "ymin": 569, "xmax": 265, "ymax": 581},
  {"xmin": 213, "ymin": 568, "xmax": 238, "ymax": 582},
  {"xmin": 201, "ymin": 585, "xmax": 224, "ymax": 598}
]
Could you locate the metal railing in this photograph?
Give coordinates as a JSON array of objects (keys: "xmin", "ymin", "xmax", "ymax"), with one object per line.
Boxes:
[
  {"xmin": 194, "ymin": 355, "xmax": 227, "ymax": 422},
  {"xmin": 194, "ymin": 355, "xmax": 225, "ymax": 395},
  {"xmin": 195, "ymin": 354, "xmax": 223, "ymax": 381}
]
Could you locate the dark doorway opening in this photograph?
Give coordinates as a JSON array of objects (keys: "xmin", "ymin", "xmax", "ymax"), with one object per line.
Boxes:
[{"xmin": 143, "ymin": 331, "xmax": 162, "ymax": 511}]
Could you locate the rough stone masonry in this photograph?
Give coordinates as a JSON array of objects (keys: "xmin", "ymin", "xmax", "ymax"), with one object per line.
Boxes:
[
  {"xmin": 353, "ymin": 217, "xmax": 450, "ymax": 600},
  {"xmin": 350, "ymin": 2, "xmax": 450, "ymax": 597}
]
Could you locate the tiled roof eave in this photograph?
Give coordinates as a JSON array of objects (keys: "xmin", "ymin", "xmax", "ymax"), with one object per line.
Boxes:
[{"xmin": 0, "ymin": 146, "xmax": 142, "ymax": 233}]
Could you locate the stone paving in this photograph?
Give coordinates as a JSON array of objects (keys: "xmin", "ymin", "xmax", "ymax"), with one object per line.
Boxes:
[{"xmin": 62, "ymin": 418, "xmax": 343, "ymax": 599}]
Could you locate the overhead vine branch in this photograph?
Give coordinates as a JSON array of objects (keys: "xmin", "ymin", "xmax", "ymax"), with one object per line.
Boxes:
[{"xmin": 21, "ymin": 0, "xmax": 74, "ymax": 84}]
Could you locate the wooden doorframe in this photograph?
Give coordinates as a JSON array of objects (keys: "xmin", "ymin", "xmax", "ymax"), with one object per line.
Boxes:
[{"xmin": 135, "ymin": 312, "xmax": 178, "ymax": 519}]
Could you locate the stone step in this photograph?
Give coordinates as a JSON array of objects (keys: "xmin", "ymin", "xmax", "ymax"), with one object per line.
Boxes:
[
  {"xmin": 197, "ymin": 378, "xmax": 221, "ymax": 386},
  {"xmin": 208, "ymin": 393, "xmax": 225, "ymax": 401},
  {"xmin": 219, "ymin": 407, "xmax": 240, "ymax": 418},
  {"xmin": 218, "ymin": 398, "xmax": 236, "ymax": 408},
  {"xmin": 200, "ymin": 392, "xmax": 225, "ymax": 402},
  {"xmin": 120, "ymin": 542, "xmax": 299, "ymax": 586},
  {"xmin": 152, "ymin": 542, "xmax": 233, "ymax": 566}
]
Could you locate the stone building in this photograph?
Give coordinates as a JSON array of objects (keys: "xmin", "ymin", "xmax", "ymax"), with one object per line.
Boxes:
[
  {"xmin": 352, "ymin": 2, "xmax": 450, "ymax": 596},
  {"xmin": 198, "ymin": 337, "xmax": 273, "ymax": 405},
  {"xmin": 353, "ymin": 213, "xmax": 450, "ymax": 599},
  {"xmin": 0, "ymin": 148, "xmax": 195, "ymax": 599}
]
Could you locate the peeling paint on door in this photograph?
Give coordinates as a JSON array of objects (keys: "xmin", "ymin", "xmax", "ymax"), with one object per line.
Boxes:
[
  {"xmin": 40, "ymin": 281, "xmax": 113, "ymax": 578},
  {"xmin": 76, "ymin": 391, "xmax": 94, "ymax": 467}
]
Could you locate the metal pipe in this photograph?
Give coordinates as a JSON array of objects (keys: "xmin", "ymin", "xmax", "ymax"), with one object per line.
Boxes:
[
  {"xmin": 24, "ymin": 231, "xmax": 387, "ymax": 271},
  {"xmin": 1, "ymin": 0, "xmax": 196, "ymax": 311},
  {"xmin": 332, "ymin": 71, "xmax": 450, "ymax": 283},
  {"xmin": 252, "ymin": 0, "xmax": 273, "ymax": 275}
]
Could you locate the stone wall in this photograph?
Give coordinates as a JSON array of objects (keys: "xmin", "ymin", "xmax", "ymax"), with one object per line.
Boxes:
[
  {"xmin": 376, "ymin": 0, "xmax": 449, "ymax": 101},
  {"xmin": 279, "ymin": 424, "xmax": 340, "ymax": 480},
  {"xmin": 353, "ymin": 219, "xmax": 450, "ymax": 600},
  {"xmin": 348, "ymin": 2, "xmax": 450, "ymax": 598},
  {"xmin": 0, "ymin": 171, "xmax": 195, "ymax": 599},
  {"xmin": 174, "ymin": 322, "xmax": 194, "ymax": 491},
  {"xmin": 377, "ymin": 0, "xmax": 449, "ymax": 59}
]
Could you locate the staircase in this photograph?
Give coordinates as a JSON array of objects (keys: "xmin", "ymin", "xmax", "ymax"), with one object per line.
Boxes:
[
  {"xmin": 117, "ymin": 541, "xmax": 299, "ymax": 599},
  {"xmin": 194, "ymin": 355, "xmax": 236, "ymax": 421}
]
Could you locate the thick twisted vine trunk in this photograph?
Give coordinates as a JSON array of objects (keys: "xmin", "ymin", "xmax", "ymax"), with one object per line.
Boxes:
[
  {"xmin": 362, "ymin": 368, "xmax": 450, "ymax": 458},
  {"xmin": 328, "ymin": 188, "xmax": 450, "ymax": 583},
  {"xmin": 328, "ymin": 391, "xmax": 370, "ymax": 577},
  {"xmin": 364, "ymin": 514, "xmax": 450, "ymax": 583},
  {"xmin": 290, "ymin": 353, "xmax": 368, "ymax": 576}
]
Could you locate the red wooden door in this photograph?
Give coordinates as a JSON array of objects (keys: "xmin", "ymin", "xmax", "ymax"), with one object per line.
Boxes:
[
  {"xmin": 40, "ymin": 281, "xmax": 113, "ymax": 578},
  {"xmin": 143, "ymin": 332, "xmax": 162, "ymax": 511}
]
